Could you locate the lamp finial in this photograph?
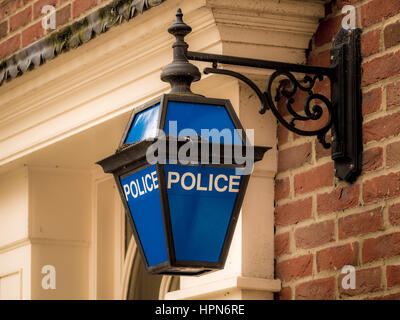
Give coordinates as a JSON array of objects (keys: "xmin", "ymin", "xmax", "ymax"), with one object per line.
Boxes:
[{"xmin": 161, "ymin": 9, "xmax": 201, "ymax": 94}]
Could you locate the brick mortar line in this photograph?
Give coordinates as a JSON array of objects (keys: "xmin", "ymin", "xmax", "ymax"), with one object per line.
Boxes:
[
  {"xmin": 361, "ymin": 11, "xmax": 400, "ymax": 34},
  {"xmin": 289, "ymin": 225, "xmax": 296, "ymax": 255},
  {"xmin": 382, "ymin": 81, "xmax": 388, "ymax": 112},
  {"xmin": 11, "ymin": 3, "xmax": 74, "ymax": 35},
  {"xmin": 276, "ymin": 157, "xmax": 333, "ymax": 177},
  {"xmin": 363, "ymin": 78, "xmax": 400, "ymax": 97},
  {"xmin": 312, "ymin": 193, "xmax": 317, "ymax": 220},
  {"xmin": 382, "ymin": 259, "xmax": 387, "ymax": 290},
  {"xmin": 0, "ymin": 2, "xmax": 33, "ymax": 24},
  {"xmin": 287, "ymin": 182, "xmax": 338, "ymax": 200},
  {"xmin": 359, "ymin": 166, "xmax": 399, "ymax": 187},
  {"xmin": 363, "ymin": 134, "xmax": 400, "ymax": 154},
  {"xmin": 363, "ymin": 42, "xmax": 400, "ymax": 64},
  {"xmin": 385, "ymin": 197, "xmax": 400, "ymax": 208},
  {"xmin": 275, "ymin": 184, "xmax": 339, "ymax": 206},
  {"xmin": 281, "ymin": 270, "xmax": 400, "ymax": 299},
  {"xmin": 0, "ymin": 27, "xmax": 21, "ymax": 44},
  {"xmin": 361, "ymin": 75, "xmax": 400, "ymax": 93},
  {"xmin": 277, "ymin": 137, "xmax": 314, "ymax": 151},
  {"xmin": 277, "ymin": 138, "xmax": 400, "ymax": 188},
  {"xmin": 72, "ymin": 0, "xmax": 117, "ymax": 20},
  {"xmin": 281, "ymin": 273, "xmax": 400, "ymax": 299},
  {"xmin": 276, "ymin": 187, "xmax": 390, "ymax": 213},
  {"xmin": 276, "ymin": 223, "xmax": 400, "ymax": 263},
  {"xmin": 312, "ymin": 252, "xmax": 317, "ymax": 277},
  {"xmin": 277, "ymin": 136, "xmax": 316, "ymax": 152},
  {"xmin": 311, "ymin": 138, "xmax": 317, "ymax": 166},
  {"xmin": 383, "ymin": 203, "xmax": 390, "ymax": 230},
  {"xmin": 338, "ymin": 225, "xmax": 400, "ymax": 248},
  {"xmin": 4, "ymin": 13, "xmax": 48, "ymax": 43},
  {"xmin": 289, "ymin": 174, "xmax": 294, "ymax": 201},
  {"xmin": 367, "ymin": 135, "xmax": 400, "ymax": 152},
  {"xmin": 343, "ymin": 287, "xmax": 400, "ymax": 300},
  {"xmin": 316, "ymin": 263, "xmax": 380, "ymax": 281},
  {"xmin": 360, "ymin": 163, "xmax": 400, "ymax": 182},
  {"xmin": 277, "ymin": 232, "xmax": 400, "ymax": 275},
  {"xmin": 322, "ymin": 202, "xmax": 382, "ymax": 220},
  {"xmin": 328, "ymin": 0, "xmax": 400, "ymax": 31},
  {"xmin": 275, "ymin": 188, "xmax": 326, "ymax": 206},
  {"xmin": 334, "ymin": 209, "xmax": 338, "ymax": 240},
  {"xmin": 363, "ymin": 45, "xmax": 400, "ymax": 64},
  {"xmin": 334, "ymin": 273, "xmax": 339, "ymax": 299},
  {"xmin": 379, "ymin": 20, "xmax": 385, "ymax": 54},
  {"xmin": 278, "ymin": 136, "xmax": 331, "ymax": 151},
  {"xmin": 275, "ymin": 202, "xmax": 384, "ymax": 236},
  {"xmin": 382, "ymin": 139, "xmax": 388, "ymax": 169},
  {"xmin": 0, "ymin": 2, "xmax": 56, "ymax": 41},
  {"xmin": 280, "ymin": 260, "xmax": 396, "ymax": 287}
]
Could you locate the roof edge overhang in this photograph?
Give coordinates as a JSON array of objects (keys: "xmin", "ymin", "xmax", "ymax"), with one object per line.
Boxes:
[
  {"xmin": 0, "ymin": 0, "xmax": 326, "ymax": 172},
  {"xmin": 0, "ymin": 0, "xmax": 165, "ymax": 87}
]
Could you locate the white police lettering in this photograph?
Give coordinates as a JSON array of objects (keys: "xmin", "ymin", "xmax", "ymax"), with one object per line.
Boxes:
[
  {"xmin": 123, "ymin": 171, "xmax": 159, "ymax": 200},
  {"xmin": 167, "ymin": 171, "xmax": 240, "ymax": 193}
]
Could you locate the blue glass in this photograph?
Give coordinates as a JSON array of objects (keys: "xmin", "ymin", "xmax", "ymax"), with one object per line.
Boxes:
[
  {"xmin": 120, "ymin": 165, "xmax": 168, "ymax": 267},
  {"xmin": 125, "ymin": 104, "xmax": 160, "ymax": 144},
  {"xmin": 164, "ymin": 101, "xmax": 243, "ymax": 145},
  {"xmin": 164, "ymin": 164, "xmax": 241, "ymax": 262}
]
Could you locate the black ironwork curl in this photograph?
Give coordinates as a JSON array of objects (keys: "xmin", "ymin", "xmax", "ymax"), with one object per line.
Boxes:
[
  {"xmin": 266, "ymin": 70, "xmax": 332, "ymax": 149},
  {"xmin": 204, "ymin": 66, "xmax": 333, "ymax": 149}
]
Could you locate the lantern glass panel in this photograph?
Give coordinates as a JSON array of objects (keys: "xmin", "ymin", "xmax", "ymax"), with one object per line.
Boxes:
[
  {"xmin": 124, "ymin": 103, "xmax": 160, "ymax": 144},
  {"xmin": 164, "ymin": 164, "xmax": 242, "ymax": 262},
  {"xmin": 164, "ymin": 101, "xmax": 243, "ymax": 145},
  {"xmin": 120, "ymin": 164, "xmax": 168, "ymax": 267}
]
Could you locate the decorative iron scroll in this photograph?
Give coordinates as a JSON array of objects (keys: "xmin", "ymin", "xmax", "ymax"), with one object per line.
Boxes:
[{"xmin": 202, "ymin": 62, "xmax": 333, "ymax": 149}]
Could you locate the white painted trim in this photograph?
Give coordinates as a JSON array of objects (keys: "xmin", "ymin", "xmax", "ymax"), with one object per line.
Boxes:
[
  {"xmin": 0, "ymin": 237, "xmax": 30, "ymax": 256},
  {"xmin": 0, "ymin": 269, "xmax": 23, "ymax": 300},
  {"xmin": 113, "ymin": 188, "xmax": 124, "ymax": 299},
  {"xmin": 159, "ymin": 276, "xmax": 173, "ymax": 300},
  {"xmin": 165, "ymin": 276, "xmax": 281, "ymax": 300},
  {"xmin": 90, "ymin": 175, "xmax": 99, "ymax": 299},
  {"xmin": 29, "ymin": 237, "xmax": 90, "ymax": 248},
  {"xmin": 120, "ymin": 237, "xmax": 136, "ymax": 300}
]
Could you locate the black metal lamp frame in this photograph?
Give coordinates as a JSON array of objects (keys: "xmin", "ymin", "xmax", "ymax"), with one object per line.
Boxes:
[
  {"xmin": 162, "ymin": 9, "xmax": 363, "ymax": 183},
  {"xmin": 98, "ymin": 94, "xmax": 270, "ymax": 275}
]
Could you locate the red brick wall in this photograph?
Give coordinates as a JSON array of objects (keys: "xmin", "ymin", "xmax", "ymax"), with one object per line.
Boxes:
[
  {"xmin": 0, "ymin": 0, "xmax": 111, "ymax": 60},
  {"xmin": 275, "ymin": 0, "xmax": 400, "ymax": 300}
]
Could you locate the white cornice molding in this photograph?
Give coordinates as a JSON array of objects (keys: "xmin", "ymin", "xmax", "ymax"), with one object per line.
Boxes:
[{"xmin": 0, "ymin": 0, "xmax": 326, "ymax": 168}]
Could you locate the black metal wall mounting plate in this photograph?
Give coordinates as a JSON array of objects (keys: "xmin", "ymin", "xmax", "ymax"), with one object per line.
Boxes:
[{"xmin": 330, "ymin": 28, "xmax": 363, "ymax": 183}]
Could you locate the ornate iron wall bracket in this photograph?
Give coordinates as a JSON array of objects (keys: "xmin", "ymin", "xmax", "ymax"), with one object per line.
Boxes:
[
  {"xmin": 162, "ymin": 10, "xmax": 363, "ymax": 183},
  {"xmin": 185, "ymin": 33, "xmax": 362, "ymax": 183}
]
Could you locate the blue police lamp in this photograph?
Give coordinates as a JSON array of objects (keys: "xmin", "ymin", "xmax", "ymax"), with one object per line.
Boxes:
[{"xmin": 97, "ymin": 9, "xmax": 270, "ymax": 275}]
